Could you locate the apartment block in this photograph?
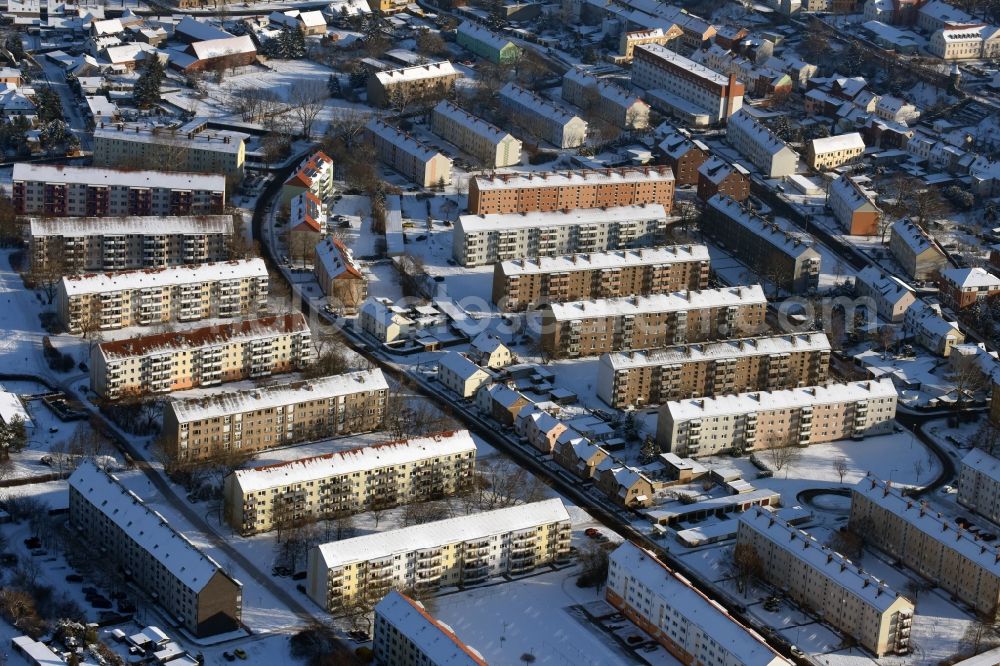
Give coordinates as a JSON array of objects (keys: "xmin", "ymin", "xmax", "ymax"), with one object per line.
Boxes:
[
  {"xmin": 725, "ymin": 110, "xmax": 799, "ymax": 178},
  {"xmin": 889, "ymin": 219, "xmax": 948, "ymax": 281},
  {"xmin": 658, "ymin": 129, "xmax": 708, "ymax": 186},
  {"xmin": 606, "ymin": 541, "xmax": 789, "ymax": 666},
  {"xmin": 223, "ymin": 430, "xmax": 476, "ymax": 535},
  {"xmin": 162, "ymin": 369, "xmax": 388, "ymax": 462},
  {"xmin": 58, "ymin": 258, "xmax": 269, "ymax": 334},
  {"xmin": 657, "ymin": 378, "xmax": 898, "ymax": 457},
  {"xmin": 958, "ymin": 449, "xmax": 1000, "ymax": 524},
  {"xmin": 540, "ymin": 285, "xmax": 768, "ymax": 358},
  {"xmin": 829, "ymin": 175, "xmax": 881, "ymax": 236},
  {"xmin": 855, "ymin": 266, "xmax": 917, "ymax": 323},
  {"xmin": 373, "ymin": 591, "xmax": 487, "ymax": 666},
  {"xmin": 455, "ymin": 20, "xmax": 520, "ymax": 64},
  {"xmin": 492, "ymin": 245, "xmax": 710, "ymax": 311},
  {"xmin": 704, "ymin": 194, "xmax": 822, "ymax": 293},
  {"xmin": 29, "ymin": 215, "xmax": 233, "ymax": 273},
  {"xmin": 498, "ymin": 83, "xmax": 588, "ymax": 149},
  {"xmin": 616, "ymin": 27, "xmax": 682, "ymax": 62},
  {"xmin": 454, "ymin": 204, "xmax": 668, "ymax": 268},
  {"xmin": 68, "ymin": 462, "xmax": 242, "ymax": 637},
  {"xmin": 366, "ymin": 61, "xmax": 460, "ymax": 108},
  {"xmin": 431, "ymin": 101, "xmax": 522, "ymax": 168},
  {"xmin": 11, "ymin": 163, "xmax": 225, "ymax": 217},
  {"xmin": 314, "ymin": 237, "xmax": 367, "ymax": 314},
  {"xmin": 807, "ymin": 133, "xmax": 866, "ymax": 171},
  {"xmin": 904, "ymin": 300, "xmax": 965, "ymax": 357},
  {"xmin": 467, "ymin": 166, "xmax": 675, "ymax": 215},
  {"xmin": 939, "ymin": 267, "xmax": 1000, "ymax": 310},
  {"xmin": 562, "ymin": 68, "xmax": 650, "ymax": 130},
  {"xmin": 93, "ymin": 120, "xmax": 246, "ymax": 177},
  {"xmin": 632, "ymin": 44, "xmax": 744, "ymax": 125},
  {"xmin": 90, "ymin": 313, "xmax": 314, "ymax": 400},
  {"xmin": 306, "ymin": 499, "xmax": 571, "ymax": 609},
  {"xmin": 281, "ymin": 150, "xmax": 335, "ymax": 209},
  {"xmin": 597, "ymin": 332, "xmax": 831, "ymax": 409},
  {"xmin": 696, "ymin": 157, "xmax": 750, "ymax": 202},
  {"xmin": 737, "ymin": 509, "xmax": 913, "ymax": 657},
  {"xmin": 366, "ymin": 119, "xmax": 453, "ymax": 188},
  {"xmin": 851, "ymin": 475, "xmax": 1000, "ymax": 618}
]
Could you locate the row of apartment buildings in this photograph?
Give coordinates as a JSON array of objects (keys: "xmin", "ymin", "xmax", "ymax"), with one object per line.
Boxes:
[
  {"xmin": 306, "ymin": 498, "xmax": 571, "ymax": 609},
  {"xmin": 90, "ymin": 313, "xmax": 314, "ymax": 399},
  {"xmin": 539, "ymin": 285, "xmax": 768, "ymax": 358},
  {"xmin": 161, "ymin": 369, "xmax": 389, "ymax": 462},
  {"xmin": 596, "ymin": 332, "xmax": 832, "ymax": 408},
  {"xmin": 656, "ymin": 378, "xmax": 898, "ymax": 456},
  {"xmin": 223, "ymin": 430, "xmax": 477, "ymax": 535},
  {"xmin": 12, "ymin": 163, "xmax": 226, "ymax": 217},
  {"xmin": 430, "ymin": 101, "xmax": 522, "ymax": 169},
  {"xmin": 491, "ymin": 245, "xmax": 710, "ymax": 311},
  {"xmin": 365, "ymin": 119, "xmax": 453, "ymax": 188},
  {"xmin": 92, "ymin": 120, "xmax": 247, "ymax": 177},
  {"xmin": 57, "ymin": 258, "xmax": 269, "ymax": 333}
]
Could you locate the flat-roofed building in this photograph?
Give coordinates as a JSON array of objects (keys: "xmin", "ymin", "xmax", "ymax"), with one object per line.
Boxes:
[
  {"xmin": 829, "ymin": 174, "xmax": 882, "ymax": 236},
  {"xmin": 90, "ymin": 313, "xmax": 314, "ymax": 399},
  {"xmin": 492, "ymin": 245, "xmax": 710, "ymax": 311},
  {"xmin": 540, "ymin": 285, "xmax": 768, "ymax": 358},
  {"xmin": 314, "ymin": 237, "xmax": 366, "ymax": 314},
  {"xmin": 890, "ymin": 219, "xmax": 948, "ymax": 281},
  {"xmin": 58, "ymin": 258, "xmax": 268, "ymax": 334},
  {"xmin": 93, "ymin": 121, "xmax": 247, "ymax": 177},
  {"xmin": 366, "ymin": 61, "xmax": 460, "ymax": 107},
  {"xmin": 456, "ymin": 21, "xmax": 520, "ymax": 64},
  {"xmin": 12, "ymin": 163, "xmax": 225, "ymax": 217},
  {"xmin": 374, "ymin": 590, "xmax": 488, "ymax": 666},
  {"xmin": 855, "ymin": 266, "xmax": 917, "ymax": 323},
  {"xmin": 468, "ymin": 166, "xmax": 675, "ymax": 215},
  {"xmin": 562, "ymin": 68, "xmax": 650, "ymax": 130},
  {"xmin": 851, "ymin": 474, "xmax": 1000, "ymax": 618},
  {"xmin": 704, "ymin": 194, "xmax": 821, "ymax": 293},
  {"xmin": 658, "ymin": 378, "xmax": 897, "ymax": 456},
  {"xmin": 807, "ymin": 132, "xmax": 866, "ymax": 170},
  {"xmin": 454, "ymin": 204, "xmax": 668, "ymax": 267},
  {"xmin": 737, "ymin": 509, "xmax": 913, "ymax": 657},
  {"xmin": 29, "ymin": 215, "xmax": 233, "ymax": 273},
  {"xmin": 498, "ymin": 83, "xmax": 588, "ymax": 149},
  {"xmin": 161, "ymin": 369, "xmax": 389, "ymax": 462},
  {"xmin": 366, "ymin": 120, "xmax": 453, "ymax": 187},
  {"xmin": 68, "ymin": 461, "xmax": 242, "ymax": 637},
  {"xmin": 725, "ymin": 110, "xmax": 799, "ymax": 178},
  {"xmin": 959, "ymin": 448, "xmax": 1000, "ymax": 525},
  {"xmin": 223, "ymin": 431, "xmax": 477, "ymax": 535},
  {"xmin": 606, "ymin": 541, "xmax": 790, "ymax": 666},
  {"xmin": 306, "ymin": 499, "xmax": 571, "ymax": 608},
  {"xmin": 431, "ymin": 101, "xmax": 522, "ymax": 168},
  {"xmin": 632, "ymin": 44, "xmax": 744, "ymax": 124},
  {"xmin": 597, "ymin": 332, "xmax": 831, "ymax": 408},
  {"xmin": 697, "ymin": 157, "xmax": 750, "ymax": 202}
]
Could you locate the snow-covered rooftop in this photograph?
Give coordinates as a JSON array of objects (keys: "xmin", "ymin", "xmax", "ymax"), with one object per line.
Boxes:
[
  {"xmin": 473, "ymin": 165, "xmax": 674, "ymax": 192},
  {"xmin": 546, "ymin": 285, "xmax": 766, "ymax": 321},
  {"xmin": 315, "ymin": 498, "xmax": 569, "ymax": 570},
  {"xmin": 457, "ymin": 20, "xmax": 516, "ymax": 52},
  {"xmin": 942, "ymin": 267, "xmax": 1000, "ymax": 290},
  {"xmin": 856, "ymin": 265, "xmax": 915, "ymax": 305},
  {"xmin": 499, "ymin": 245, "xmax": 708, "ymax": 276},
  {"xmin": 433, "ymin": 101, "xmax": 514, "ymax": 145},
  {"xmin": 366, "ymin": 119, "xmax": 449, "ymax": 163},
  {"xmin": 603, "ymin": 333, "xmax": 831, "ymax": 370},
  {"xmin": 375, "ymin": 590, "xmax": 487, "ymax": 666},
  {"xmin": 314, "ymin": 237, "xmax": 363, "ymax": 280},
  {"xmin": 458, "ymin": 204, "xmax": 667, "ymax": 233},
  {"xmin": 0, "ymin": 386, "xmax": 31, "ymax": 428},
  {"xmin": 61, "ymin": 258, "xmax": 267, "ymax": 296},
  {"xmin": 94, "ymin": 122, "xmax": 246, "ymax": 154},
  {"xmin": 962, "ymin": 448, "xmax": 1000, "ymax": 485},
  {"xmin": 168, "ymin": 369, "xmax": 388, "ymax": 424},
  {"xmin": 809, "ymin": 132, "xmax": 866, "ymax": 155},
  {"xmin": 68, "ymin": 461, "xmax": 238, "ymax": 592},
  {"xmin": 830, "ymin": 174, "xmax": 879, "ymax": 211},
  {"xmin": 635, "ymin": 44, "xmax": 732, "ymax": 86},
  {"xmin": 375, "ymin": 60, "xmax": 457, "ymax": 86},
  {"xmin": 30, "ymin": 214, "xmax": 232, "ymax": 237},
  {"xmin": 499, "ymin": 83, "xmax": 584, "ymax": 125},
  {"xmin": 438, "ymin": 351, "xmax": 492, "ymax": 381},
  {"xmin": 12, "ymin": 162, "xmax": 225, "ymax": 191},
  {"xmin": 891, "ymin": 219, "xmax": 943, "ymax": 258},
  {"xmin": 663, "ymin": 378, "xmax": 897, "ymax": 421},
  {"xmin": 728, "ymin": 110, "xmax": 795, "ymax": 157}
]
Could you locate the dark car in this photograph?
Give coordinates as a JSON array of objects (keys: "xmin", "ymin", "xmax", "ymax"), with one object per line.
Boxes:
[
  {"xmin": 291, "ymin": 571, "xmax": 307, "ymax": 581},
  {"xmin": 223, "ymin": 652, "xmax": 236, "ymax": 662},
  {"xmin": 296, "ymin": 584, "xmax": 306, "ymax": 594}
]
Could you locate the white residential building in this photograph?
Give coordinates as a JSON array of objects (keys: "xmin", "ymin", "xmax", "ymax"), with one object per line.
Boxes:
[
  {"xmin": 631, "ymin": 44, "xmax": 744, "ymax": 125},
  {"xmin": 855, "ymin": 266, "xmax": 917, "ymax": 323},
  {"xmin": 437, "ymin": 352, "xmax": 493, "ymax": 398},
  {"xmin": 959, "ymin": 448, "xmax": 1000, "ymax": 525},
  {"xmin": 498, "ymin": 83, "xmax": 588, "ymax": 149},
  {"xmin": 359, "ymin": 298, "xmax": 415, "ymax": 343},
  {"xmin": 431, "ymin": 101, "xmax": 522, "ymax": 168},
  {"xmin": 904, "ymin": 300, "xmax": 965, "ymax": 356},
  {"xmin": 726, "ymin": 110, "xmax": 798, "ymax": 178},
  {"xmin": 453, "ymin": 204, "xmax": 668, "ymax": 267},
  {"xmin": 365, "ymin": 120, "xmax": 453, "ymax": 187},
  {"xmin": 373, "ymin": 591, "xmax": 487, "ymax": 666},
  {"xmin": 807, "ymin": 133, "xmax": 866, "ymax": 170},
  {"xmin": 561, "ymin": 68, "xmax": 650, "ymax": 130}
]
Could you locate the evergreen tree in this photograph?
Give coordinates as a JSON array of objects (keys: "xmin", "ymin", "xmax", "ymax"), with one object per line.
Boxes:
[
  {"xmin": 133, "ymin": 55, "xmax": 165, "ymax": 110},
  {"xmin": 34, "ymin": 86, "xmax": 63, "ymax": 123}
]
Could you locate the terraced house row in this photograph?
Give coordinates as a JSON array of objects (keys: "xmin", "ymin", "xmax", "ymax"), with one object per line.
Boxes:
[
  {"xmin": 90, "ymin": 314, "xmax": 314, "ymax": 399},
  {"xmin": 492, "ymin": 245, "xmax": 709, "ymax": 311},
  {"xmin": 57, "ymin": 258, "xmax": 269, "ymax": 333},
  {"xmin": 161, "ymin": 369, "xmax": 389, "ymax": 462},
  {"xmin": 223, "ymin": 431, "xmax": 477, "ymax": 535},
  {"xmin": 29, "ymin": 215, "xmax": 234, "ymax": 273},
  {"xmin": 540, "ymin": 285, "xmax": 768, "ymax": 358},
  {"xmin": 12, "ymin": 163, "xmax": 225, "ymax": 217},
  {"xmin": 467, "ymin": 166, "xmax": 675, "ymax": 215},
  {"xmin": 306, "ymin": 499, "xmax": 572, "ymax": 609},
  {"xmin": 597, "ymin": 332, "xmax": 832, "ymax": 408}
]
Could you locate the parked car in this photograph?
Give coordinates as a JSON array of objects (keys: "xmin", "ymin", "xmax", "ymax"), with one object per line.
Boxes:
[
  {"xmin": 234, "ymin": 648, "xmax": 248, "ymax": 660},
  {"xmin": 291, "ymin": 571, "xmax": 307, "ymax": 581},
  {"xmin": 223, "ymin": 652, "xmax": 236, "ymax": 662}
]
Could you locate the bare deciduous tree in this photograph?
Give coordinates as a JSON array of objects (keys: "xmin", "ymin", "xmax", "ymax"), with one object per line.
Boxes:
[
  {"xmin": 288, "ymin": 80, "xmax": 328, "ymax": 138},
  {"xmin": 834, "ymin": 456, "xmax": 849, "ymax": 484}
]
